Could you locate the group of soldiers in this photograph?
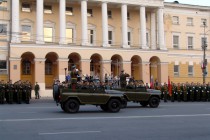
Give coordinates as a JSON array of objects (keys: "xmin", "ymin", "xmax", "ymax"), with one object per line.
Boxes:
[
  {"xmin": 0, "ymin": 80, "xmax": 32, "ymax": 104},
  {"xmin": 159, "ymin": 82, "xmax": 210, "ymax": 102}
]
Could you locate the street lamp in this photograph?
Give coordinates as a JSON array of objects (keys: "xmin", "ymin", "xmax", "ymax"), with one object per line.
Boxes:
[{"xmin": 202, "ymin": 21, "xmax": 208, "ymax": 84}]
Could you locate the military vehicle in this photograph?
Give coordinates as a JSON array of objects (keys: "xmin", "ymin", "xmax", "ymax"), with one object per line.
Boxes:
[
  {"xmin": 106, "ymin": 87, "xmax": 161, "ymax": 108},
  {"xmin": 57, "ymin": 88, "xmax": 127, "ymax": 113}
]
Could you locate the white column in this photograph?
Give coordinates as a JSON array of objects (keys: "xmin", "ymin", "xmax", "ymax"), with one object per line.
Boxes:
[
  {"xmin": 59, "ymin": 0, "xmax": 66, "ymax": 44},
  {"xmin": 81, "ymin": 0, "xmax": 88, "ymax": 46},
  {"xmin": 11, "ymin": 0, "xmax": 20, "ymax": 43},
  {"xmin": 121, "ymin": 4, "xmax": 129, "ymax": 48},
  {"xmin": 102, "ymin": 2, "xmax": 108, "ymax": 47},
  {"xmin": 36, "ymin": 0, "xmax": 44, "ymax": 44},
  {"xmin": 158, "ymin": 7, "xmax": 166, "ymax": 50},
  {"xmin": 140, "ymin": 6, "xmax": 147, "ymax": 49},
  {"xmin": 151, "ymin": 11, "xmax": 156, "ymax": 49}
]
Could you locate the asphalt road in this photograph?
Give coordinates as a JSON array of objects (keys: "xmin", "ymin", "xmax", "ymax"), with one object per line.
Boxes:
[{"xmin": 0, "ymin": 99, "xmax": 210, "ymax": 140}]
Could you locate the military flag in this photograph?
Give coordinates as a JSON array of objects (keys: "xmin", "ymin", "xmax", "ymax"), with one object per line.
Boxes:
[{"xmin": 168, "ymin": 76, "xmax": 172, "ymax": 96}]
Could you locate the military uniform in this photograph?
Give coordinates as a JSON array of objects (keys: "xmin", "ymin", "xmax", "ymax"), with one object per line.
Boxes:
[
  {"xmin": 190, "ymin": 84, "xmax": 195, "ymax": 102},
  {"xmin": 0, "ymin": 83, "xmax": 5, "ymax": 104},
  {"xmin": 182, "ymin": 84, "xmax": 188, "ymax": 102},
  {"xmin": 201, "ymin": 85, "xmax": 207, "ymax": 102},
  {"xmin": 5, "ymin": 82, "xmax": 14, "ymax": 104},
  {"xmin": 34, "ymin": 82, "xmax": 40, "ymax": 99},
  {"xmin": 177, "ymin": 84, "xmax": 181, "ymax": 102},
  {"xmin": 171, "ymin": 84, "xmax": 176, "ymax": 102},
  {"xmin": 120, "ymin": 71, "xmax": 129, "ymax": 89},
  {"xmin": 207, "ymin": 84, "xmax": 210, "ymax": 102}
]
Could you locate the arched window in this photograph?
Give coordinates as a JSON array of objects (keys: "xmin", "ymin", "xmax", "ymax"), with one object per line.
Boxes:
[
  {"xmin": 22, "ymin": 60, "xmax": 31, "ymax": 75},
  {"xmin": 45, "ymin": 60, "xmax": 52, "ymax": 75}
]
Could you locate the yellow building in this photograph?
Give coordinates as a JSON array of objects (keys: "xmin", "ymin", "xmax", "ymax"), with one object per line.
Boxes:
[{"xmin": 0, "ymin": 0, "xmax": 209, "ymax": 96}]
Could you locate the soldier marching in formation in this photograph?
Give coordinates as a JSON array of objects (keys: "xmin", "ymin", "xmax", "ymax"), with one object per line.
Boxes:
[
  {"xmin": 156, "ymin": 82, "xmax": 210, "ymax": 102},
  {"xmin": 0, "ymin": 80, "xmax": 32, "ymax": 104}
]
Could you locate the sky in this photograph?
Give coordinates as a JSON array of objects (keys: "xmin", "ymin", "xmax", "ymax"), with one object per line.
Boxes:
[{"xmin": 164, "ymin": 0, "xmax": 210, "ymax": 6}]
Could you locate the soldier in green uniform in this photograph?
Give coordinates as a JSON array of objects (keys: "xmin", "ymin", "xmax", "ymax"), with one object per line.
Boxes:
[
  {"xmin": 190, "ymin": 82, "xmax": 195, "ymax": 102},
  {"xmin": 177, "ymin": 83, "xmax": 181, "ymax": 102},
  {"xmin": 120, "ymin": 70, "xmax": 129, "ymax": 89},
  {"xmin": 196, "ymin": 83, "xmax": 201, "ymax": 101},
  {"xmin": 162, "ymin": 83, "xmax": 168, "ymax": 102},
  {"xmin": 0, "ymin": 81, "xmax": 5, "ymax": 104},
  {"xmin": 182, "ymin": 83, "xmax": 188, "ymax": 102},
  {"xmin": 34, "ymin": 82, "xmax": 40, "ymax": 99},
  {"xmin": 6, "ymin": 80, "xmax": 14, "ymax": 104},
  {"xmin": 201, "ymin": 83, "xmax": 207, "ymax": 102},
  {"xmin": 70, "ymin": 65, "xmax": 79, "ymax": 91},
  {"xmin": 171, "ymin": 82, "xmax": 176, "ymax": 102}
]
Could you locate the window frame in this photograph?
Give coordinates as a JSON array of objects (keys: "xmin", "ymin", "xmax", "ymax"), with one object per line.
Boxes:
[
  {"xmin": 22, "ymin": 60, "xmax": 31, "ymax": 75},
  {"xmin": 173, "ymin": 35, "xmax": 179, "ymax": 49},
  {"xmin": 172, "ymin": 16, "xmax": 179, "ymax": 25},
  {"xmin": 0, "ymin": 1, "xmax": 8, "ymax": 11},
  {"xmin": 187, "ymin": 36, "xmax": 193, "ymax": 49},
  {"xmin": 45, "ymin": 60, "xmax": 53, "ymax": 75},
  {"xmin": 87, "ymin": 9, "xmax": 93, "ymax": 17},
  {"xmin": 66, "ymin": 22, "xmax": 76, "ymax": 44},
  {"xmin": 44, "ymin": 21, "xmax": 55, "ymax": 43},
  {"xmin": 0, "ymin": 22, "xmax": 8, "ymax": 41},
  {"xmin": 0, "ymin": 60, "xmax": 7, "ymax": 75},
  {"xmin": 187, "ymin": 17, "xmax": 193, "ymax": 26},
  {"xmin": 22, "ymin": 3, "xmax": 31, "ymax": 12},
  {"xmin": 201, "ymin": 18, "xmax": 207, "ymax": 26},
  {"xmin": 174, "ymin": 65, "xmax": 179, "ymax": 77},
  {"xmin": 66, "ymin": 7, "xmax": 73, "ymax": 16},
  {"xmin": 44, "ymin": 5, "xmax": 53, "ymax": 14},
  {"xmin": 108, "ymin": 10, "xmax": 112, "ymax": 18},
  {"xmin": 188, "ymin": 65, "xmax": 194, "ymax": 76}
]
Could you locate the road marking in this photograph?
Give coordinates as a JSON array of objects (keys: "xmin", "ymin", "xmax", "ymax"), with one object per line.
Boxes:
[
  {"xmin": 39, "ymin": 131, "xmax": 101, "ymax": 135},
  {"xmin": 1, "ymin": 114, "xmax": 210, "ymax": 122}
]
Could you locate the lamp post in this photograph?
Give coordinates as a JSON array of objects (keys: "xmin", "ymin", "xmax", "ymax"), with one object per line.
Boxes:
[{"xmin": 202, "ymin": 22, "xmax": 207, "ymax": 84}]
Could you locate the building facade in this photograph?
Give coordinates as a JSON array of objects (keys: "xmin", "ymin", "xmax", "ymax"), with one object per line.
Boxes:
[{"xmin": 0, "ymin": 0, "xmax": 209, "ymax": 96}]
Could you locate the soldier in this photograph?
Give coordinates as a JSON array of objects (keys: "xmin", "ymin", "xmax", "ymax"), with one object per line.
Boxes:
[
  {"xmin": 34, "ymin": 82, "xmax": 40, "ymax": 99},
  {"xmin": 190, "ymin": 82, "xmax": 195, "ymax": 102},
  {"xmin": 5, "ymin": 80, "xmax": 14, "ymax": 104},
  {"xmin": 161, "ymin": 83, "xmax": 168, "ymax": 102},
  {"xmin": 177, "ymin": 83, "xmax": 181, "ymax": 102},
  {"xmin": 195, "ymin": 83, "xmax": 201, "ymax": 101},
  {"xmin": 201, "ymin": 83, "xmax": 207, "ymax": 102},
  {"xmin": 182, "ymin": 83, "xmax": 188, "ymax": 102},
  {"xmin": 120, "ymin": 70, "xmax": 129, "ymax": 89},
  {"xmin": 71, "ymin": 65, "xmax": 79, "ymax": 91},
  {"xmin": 0, "ymin": 80, "xmax": 5, "ymax": 104},
  {"xmin": 171, "ymin": 82, "xmax": 176, "ymax": 102}
]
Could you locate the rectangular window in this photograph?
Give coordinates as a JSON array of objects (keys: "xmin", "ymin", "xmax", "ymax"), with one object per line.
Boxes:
[
  {"xmin": 108, "ymin": 10, "xmax": 112, "ymax": 18},
  {"xmin": 188, "ymin": 36, "xmax": 193, "ymax": 49},
  {"xmin": 0, "ymin": 1, "xmax": 7, "ymax": 10},
  {"xmin": 66, "ymin": 7, "xmax": 73, "ymax": 16},
  {"xmin": 88, "ymin": 29, "xmax": 94, "ymax": 44},
  {"xmin": 174, "ymin": 65, "xmax": 179, "ymax": 76},
  {"xmin": 21, "ymin": 25, "xmax": 31, "ymax": 41},
  {"xmin": 66, "ymin": 28, "xmax": 73, "ymax": 43},
  {"xmin": 108, "ymin": 31, "xmax": 113, "ymax": 44},
  {"xmin": 87, "ymin": 9, "xmax": 93, "ymax": 17},
  {"xmin": 173, "ymin": 35, "xmax": 179, "ymax": 48},
  {"xmin": 187, "ymin": 17, "xmax": 193, "ymax": 26},
  {"xmin": 22, "ymin": 3, "xmax": 31, "ymax": 12},
  {"xmin": 44, "ymin": 5, "xmax": 52, "ymax": 14},
  {"xmin": 172, "ymin": 16, "xmax": 179, "ymax": 24},
  {"xmin": 0, "ymin": 60, "xmax": 7, "ymax": 74},
  {"xmin": 188, "ymin": 65, "xmax": 193, "ymax": 76},
  {"xmin": 22, "ymin": 61, "xmax": 31, "ymax": 75},
  {"xmin": 45, "ymin": 62, "xmax": 52, "ymax": 75},
  {"xmin": 201, "ymin": 18, "xmax": 207, "ymax": 26},
  {"xmin": 0, "ymin": 24, "xmax": 7, "ymax": 40},
  {"xmin": 128, "ymin": 32, "xmax": 131, "ymax": 45},
  {"xmin": 44, "ymin": 27, "xmax": 53, "ymax": 42},
  {"xmin": 127, "ymin": 12, "xmax": 130, "ymax": 20}
]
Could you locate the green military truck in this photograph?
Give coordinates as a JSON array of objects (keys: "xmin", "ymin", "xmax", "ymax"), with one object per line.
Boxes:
[
  {"xmin": 57, "ymin": 88, "xmax": 127, "ymax": 113},
  {"xmin": 106, "ymin": 87, "xmax": 161, "ymax": 108}
]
